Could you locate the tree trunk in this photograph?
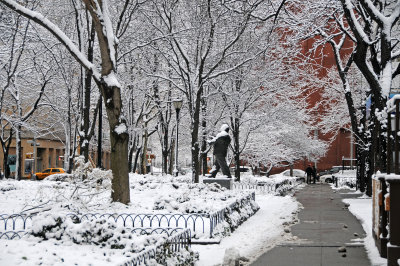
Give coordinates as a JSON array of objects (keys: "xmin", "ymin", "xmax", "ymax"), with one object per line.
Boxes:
[
  {"xmin": 99, "ymin": 82, "xmax": 130, "ymax": 204},
  {"xmin": 3, "ymin": 156, "xmax": 8, "ymax": 179},
  {"xmin": 128, "ymin": 136, "xmax": 136, "ymax": 173},
  {"xmin": 80, "ymin": 23, "xmax": 95, "ymax": 163},
  {"xmin": 15, "ymin": 125, "xmax": 22, "ymax": 180},
  {"xmin": 109, "ymin": 129, "xmax": 130, "ymax": 203},
  {"xmin": 132, "ymin": 146, "xmax": 141, "ymax": 174},
  {"xmin": 140, "ymin": 126, "xmax": 149, "ymax": 175},
  {"xmin": 162, "ymin": 148, "xmax": 168, "ymax": 175},
  {"xmin": 200, "ymin": 93, "xmax": 208, "ymax": 175},
  {"xmin": 169, "ymin": 138, "xmax": 175, "ymax": 175},
  {"xmin": 232, "ymin": 117, "xmax": 240, "ymax": 182},
  {"xmin": 1, "ymin": 129, "xmax": 13, "ymax": 179}
]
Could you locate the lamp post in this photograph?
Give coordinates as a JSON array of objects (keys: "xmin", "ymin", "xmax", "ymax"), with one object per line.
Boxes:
[{"xmin": 173, "ymin": 98, "xmax": 183, "ymax": 177}]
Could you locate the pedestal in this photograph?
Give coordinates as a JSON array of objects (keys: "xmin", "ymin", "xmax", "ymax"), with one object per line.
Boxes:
[{"xmin": 203, "ymin": 177, "xmax": 233, "ymax": 189}]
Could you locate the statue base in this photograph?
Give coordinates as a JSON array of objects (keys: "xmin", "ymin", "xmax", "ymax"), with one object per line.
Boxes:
[{"xmin": 203, "ymin": 177, "xmax": 233, "ymax": 190}]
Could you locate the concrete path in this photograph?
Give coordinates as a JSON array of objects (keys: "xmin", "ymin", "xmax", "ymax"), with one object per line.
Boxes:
[{"xmin": 251, "ymin": 183, "xmax": 371, "ymax": 266}]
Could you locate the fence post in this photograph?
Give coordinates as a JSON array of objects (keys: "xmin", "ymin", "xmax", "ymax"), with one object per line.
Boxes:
[{"xmin": 386, "ymin": 176, "xmax": 400, "ymax": 264}]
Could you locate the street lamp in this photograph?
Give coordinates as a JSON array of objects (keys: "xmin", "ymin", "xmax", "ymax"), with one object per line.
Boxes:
[{"xmin": 173, "ymin": 98, "xmax": 183, "ymax": 177}]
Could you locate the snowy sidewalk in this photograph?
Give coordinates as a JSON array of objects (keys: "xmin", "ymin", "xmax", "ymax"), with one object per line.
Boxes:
[{"xmin": 251, "ymin": 183, "xmax": 371, "ymax": 266}]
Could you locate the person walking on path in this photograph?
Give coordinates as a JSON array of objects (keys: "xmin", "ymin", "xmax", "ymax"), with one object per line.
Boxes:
[
  {"xmin": 312, "ymin": 165, "xmax": 317, "ymax": 183},
  {"xmin": 208, "ymin": 124, "xmax": 232, "ymax": 178},
  {"xmin": 305, "ymin": 164, "xmax": 313, "ymax": 184}
]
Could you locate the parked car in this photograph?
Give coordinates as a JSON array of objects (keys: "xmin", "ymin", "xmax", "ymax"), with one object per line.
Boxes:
[
  {"xmin": 319, "ymin": 173, "xmax": 333, "ymax": 183},
  {"xmin": 31, "ymin": 168, "xmax": 66, "ymax": 180},
  {"xmin": 269, "ymin": 169, "xmax": 306, "ymax": 182},
  {"xmin": 319, "ymin": 166, "xmax": 355, "ymax": 183}
]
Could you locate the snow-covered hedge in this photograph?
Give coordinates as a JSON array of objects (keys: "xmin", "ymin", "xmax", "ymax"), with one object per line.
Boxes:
[
  {"xmin": 28, "ymin": 213, "xmax": 197, "ymax": 265},
  {"xmin": 211, "ymin": 192, "xmax": 259, "ymax": 238}
]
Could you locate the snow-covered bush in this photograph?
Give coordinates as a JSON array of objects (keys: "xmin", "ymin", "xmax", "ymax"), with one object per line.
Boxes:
[
  {"xmin": 45, "ymin": 173, "xmax": 74, "ymax": 182},
  {"xmin": 29, "ymin": 213, "xmax": 198, "ymax": 265},
  {"xmin": 0, "ymin": 182, "xmax": 16, "ymax": 192},
  {"xmin": 213, "ymin": 194, "xmax": 259, "ymax": 237},
  {"xmin": 152, "ymin": 182, "xmax": 244, "ymax": 214}
]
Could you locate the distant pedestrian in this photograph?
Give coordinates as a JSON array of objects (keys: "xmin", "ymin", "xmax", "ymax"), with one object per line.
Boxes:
[
  {"xmin": 208, "ymin": 124, "xmax": 232, "ymax": 178},
  {"xmin": 305, "ymin": 164, "xmax": 313, "ymax": 184},
  {"xmin": 312, "ymin": 165, "xmax": 317, "ymax": 184}
]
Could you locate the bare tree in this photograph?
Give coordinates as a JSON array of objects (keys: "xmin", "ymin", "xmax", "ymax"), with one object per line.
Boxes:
[
  {"xmin": 0, "ymin": 0, "xmax": 135, "ymax": 203},
  {"xmin": 140, "ymin": 0, "xmax": 287, "ymax": 182}
]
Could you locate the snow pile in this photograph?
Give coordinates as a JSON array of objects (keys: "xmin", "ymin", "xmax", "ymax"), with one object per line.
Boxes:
[
  {"xmin": 332, "ymin": 170, "xmax": 357, "ymax": 189},
  {"xmin": 343, "ymin": 197, "xmax": 386, "ymax": 266},
  {"xmin": 29, "ymin": 213, "xmax": 165, "ymax": 252},
  {"xmin": 131, "ymin": 174, "xmax": 254, "ymax": 214},
  {"xmin": 213, "ymin": 193, "xmax": 260, "ymax": 238},
  {"xmin": 0, "ymin": 170, "xmax": 296, "ymax": 265},
  {"xmin": 239, "ymin": 173, "xmax": 301, "ymax": 196},
  {"xmin": 0, "ymin": 183, "xmax": 16, "ymax": 192}
]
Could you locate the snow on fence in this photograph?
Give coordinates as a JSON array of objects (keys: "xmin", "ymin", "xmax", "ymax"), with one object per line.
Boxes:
[
  {"xmin": 233, "ymin": 179, "xmax": 299, "ymax": 195},
  {"xmin": 0, "ymin": 192, "xmax": 256, "ymax": 239},
  {"xmin": 333, "ymin": 176, "xmax": 356, "ymax": 189},
  {"xmin": 0, "ymin": 230, "xmax": 26, "ymax": 240},
  {"xmin": 120, "ymin": 228, "xmax": 192, "ymax": 266}
]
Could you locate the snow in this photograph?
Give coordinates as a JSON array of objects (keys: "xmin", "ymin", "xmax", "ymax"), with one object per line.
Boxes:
[
  {"xmin": 103, "ymin": 72, "xmax": 121, "ymax": 88},
  {"xmin": 343, "ymin": 197, "xmax": 387, "ymax": 266},
  {"xmin": 0, "ymin": 171, "xmax": 300, "ymax": 265},
  {"xmin": 114, "ymin": 123, "xmax": 127, "ymax": 135},
  {"xmin": 193, "ymin": 194, "xmax": 299, "ymax": 265},
  {"xmin": 208, "ymin": 131, "xmax": 229, "ymax": 143}
]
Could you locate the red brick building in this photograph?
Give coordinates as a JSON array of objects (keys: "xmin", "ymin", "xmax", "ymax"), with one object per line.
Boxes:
[{"xmin": 273, "ymin": 34, "xmax": 355, "ymax": 174}]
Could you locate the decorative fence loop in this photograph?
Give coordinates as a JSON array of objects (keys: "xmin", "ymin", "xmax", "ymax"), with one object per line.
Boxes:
[
  {"xmin": 0, "ymin": 214, "xmax": 33, "ymax": 231},
  {"xmin": 209, "ymin": 192, "xmax": 256, "ymax": 238},
  {"xmin": 0, "ymin": 230, "xmax": 26, "ymax": 240},
  {"xmin": 233, "ymin": 180, "xmax": 299, "ymax": 195},
  {"xmin": 121, "ymin": 228, "xmax": 191, "ymax": 266}
]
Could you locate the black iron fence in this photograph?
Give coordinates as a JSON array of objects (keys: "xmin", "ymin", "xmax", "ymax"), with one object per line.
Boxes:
[
  {"xmin": 121, "ymin": 228, "xmax": 191, "ymax": 266},
  {"xmin": 0, "ymin": 192, "xmax": 255, "ymax": 239},
  {"xmin": 233, "ymin": 180, "xmax": 299, "ymax": 195}
]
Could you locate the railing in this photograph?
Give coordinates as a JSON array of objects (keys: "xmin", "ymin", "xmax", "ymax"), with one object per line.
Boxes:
[
  {"xmin": 0, "ymin": 227, "xmax": 191, "ymax": 266},
  {"xmin": 0, "ymin": 230, "xmax": 26, "ymax": 239},
  {"xmin": 121, "ymin": 228, "xmax": 191, "ymax": 266},
  {"xmin": 333, "ymin": 176, "xmax": 356, "ymax": 188},
  {"xmin": 0, "ymin": 213, "xmax": 33, "ymax": 231},
  {"xmin": 209, "ymin": 192, "xmax": 256, "ymax": 237},
  {"xmin": 233, "ymin": 183, "xmax": 276, "ymax": 193},
  {"xmin": 233, "ymin": 180, "xmax": 299, "ymax": 195},
  {"xmin": 66, "ymin": 213, "xmax": 207, "ymax": 235},
  {"xmin": 0, "ymin": 192, "xmax": 256, "ymax": 240}
]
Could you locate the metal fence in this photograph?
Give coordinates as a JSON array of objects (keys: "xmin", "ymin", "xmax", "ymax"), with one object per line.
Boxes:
[
  {"xmin": 0, "ymin": 213, "xmax": 33, "ymax": 231},
  {"xmin": 0, "ymin": 227, "xmax": 191, "ymax": 266},
  {"xmin": 333, "ymin": 176, "xmax": 356, "ymax": 188},
  {"xmin": 0, "ymin": 230, "xmax": 27, "ymax": 240},
  {"xmin": 0, "ymin": 192, "xmax": 257, "ymax": 266},
  {"xmin": 121, "ymin": 228, "xmax": 191, "ymax": 266},
  {"xmin": 67, "ymin": 213, "xmax": 207, "ymax": 234},
  {"xmin": 233, "ymin": 180, "xmax": 299, "ymax": 195},
  {"xmin": 209, "ymin": 192, "xmax": 256, "ymax": 237},
  {"xmin": 0, "ymin": 192, "xmax": 256, "ymax": 239}
]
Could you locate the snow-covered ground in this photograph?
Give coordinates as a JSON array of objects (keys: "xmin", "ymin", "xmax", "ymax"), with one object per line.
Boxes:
[
  {"xmin": 0, "ymin": 170, "xmax": 300, "ymax": 266},
  {"xmin": 343, "ymin": 196, "xmax": 387, "ymax": 266},
  {"xmin": 194, "ymin": 193, "xmax": 299, "ymax": 265}
]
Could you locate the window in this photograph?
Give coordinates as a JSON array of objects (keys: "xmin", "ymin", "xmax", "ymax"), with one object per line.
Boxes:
[
  {"xmin": 53, "ymin": 169, "xmax": 60, "ymax": 172},
  {"xmin": 24, "ymin": 160, "xmax": 33, "ymax": 174},
  {"xmin": 43, "ymin": 169, "xmax": 51, "ymax": 173},
  {"xmin": 283, "ymin": 171, "xmax": 290, "ymax": 176}
]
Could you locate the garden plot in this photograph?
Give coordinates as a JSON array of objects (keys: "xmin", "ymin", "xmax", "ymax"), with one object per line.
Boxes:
[
  {"xmin": 332, "ymin": 170, "xmax": 357, "ymax": 189},
  {"xmin": 0, "ymin": 171, "xmax": 259, "ymax": 265}
]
